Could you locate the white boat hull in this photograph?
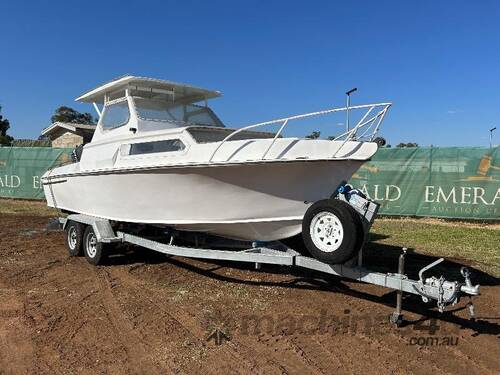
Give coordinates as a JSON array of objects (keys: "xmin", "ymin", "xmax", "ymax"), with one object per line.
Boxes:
[{"xmin": 44, "ymin": 160, "xmax": 363, "ymax": 241}]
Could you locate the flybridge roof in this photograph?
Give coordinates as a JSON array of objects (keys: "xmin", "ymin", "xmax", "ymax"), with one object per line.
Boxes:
[{"xmin": 75, "ymin": 75, "xmax": 222, "ymax": 104}]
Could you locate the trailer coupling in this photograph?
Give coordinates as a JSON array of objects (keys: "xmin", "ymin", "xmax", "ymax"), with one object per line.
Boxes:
[{"xmin": 412, "ymin": 257, "xmax": 480, "ymax": 313}]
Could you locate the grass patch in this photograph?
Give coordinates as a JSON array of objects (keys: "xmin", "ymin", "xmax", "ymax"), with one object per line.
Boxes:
[
  {"xmin": 0, "ymin": 198, "xmax": 59, "ymax": 216},
  {"xmin": 370, "ymin": 218, "xmax": 500, "ymax": 277}
]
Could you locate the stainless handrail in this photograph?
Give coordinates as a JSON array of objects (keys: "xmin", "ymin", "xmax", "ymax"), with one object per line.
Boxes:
[
  {"xmin": 208, "ymin": 102, "xmax": 391, "ymax": 162},
  {"xmin": 332, "ymin": 106, "xmax": 391, "ymax": 158}
]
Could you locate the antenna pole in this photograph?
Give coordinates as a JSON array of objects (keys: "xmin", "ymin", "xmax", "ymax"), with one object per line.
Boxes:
[
  {"xmin": 346, "ymin": 88, "xmax": 357, "ymax": 132},
  {"xmin": 490, "ymin": 127, "xmax": 497, "ymax": 148}
]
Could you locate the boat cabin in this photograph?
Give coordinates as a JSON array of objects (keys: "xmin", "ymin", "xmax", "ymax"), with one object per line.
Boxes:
[
  {"xmin": 61, "ymin": 76, "xmax": 388, "ymax": 170},
  {"xmin": 77, "ymin": 76, "xmax": 275, "ymax": 149},
  {"xmin": 76, "ymin": 76, "xmax": 226, "ymax": 142}
]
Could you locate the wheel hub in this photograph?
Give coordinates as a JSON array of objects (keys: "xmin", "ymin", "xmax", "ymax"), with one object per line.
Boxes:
[
  {"xmin": 310, "ymin": 211, "xmax": 344, "ymax": 253},
  {"xmin": 68, "ymin": 227, "xmax": 77, "ymax": 249},
  {"xmin": 87, "ymin": 233, "xmax": 97, "ymax": 258}
]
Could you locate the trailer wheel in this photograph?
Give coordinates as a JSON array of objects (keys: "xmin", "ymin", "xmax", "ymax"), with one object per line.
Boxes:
[
  {"xmin": 65, "ymin": 221, "xmax": 84, "ymax": 257},
  {"xmin": 83, "ymin": 226, "xmax": 107, "ymax": 265},
  {"xmin": 302, "ymin": 199, "xmax": 362, "ymax": 264}
]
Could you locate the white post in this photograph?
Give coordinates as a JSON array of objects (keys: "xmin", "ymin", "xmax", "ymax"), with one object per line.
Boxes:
[
  {"xmin": 346, "ymin": 95, "xmax": 350, "ymax": 133},
  {"xmin": 92, "ymin": 102, "xmax": 102, "ymax": 117},
  {"xmin": 345, "ymin": 88, "xmax": 357, "ymax": 132}
]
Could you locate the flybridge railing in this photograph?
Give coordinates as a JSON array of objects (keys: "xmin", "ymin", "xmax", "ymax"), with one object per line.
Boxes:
[{"xmin": 208, "ymin": 102, "xmax": 392, "ymax": 162}]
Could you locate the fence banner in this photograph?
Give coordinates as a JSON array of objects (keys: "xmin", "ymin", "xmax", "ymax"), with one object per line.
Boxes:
[
  {"xmin": 0, "ymin": 147, "xmax": 71, "ymax": 199},
  {"xmin": 350, "ymin": 147, "xmax": 499, "ymax": 219}
]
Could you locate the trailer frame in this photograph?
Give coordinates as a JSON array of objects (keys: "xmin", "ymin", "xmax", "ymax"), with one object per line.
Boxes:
[{"xmin": 59, "ymin": 192, "xmax": 480, "ymax": 326}]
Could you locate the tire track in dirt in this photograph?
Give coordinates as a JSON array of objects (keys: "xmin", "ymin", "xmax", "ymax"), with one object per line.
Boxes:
[
  {"xmin": 125, "ymin": 256, "xmax": 500, "ymax": 375},
  {"xmin": 121, "ymin": 260, "xmax": 377, "ymax": 374},
  {"xmin": 281, "ymin": 287, "xmax": 407, "ymax": 373},
  {"xmin": 308, "ymin": 295, "xmax": 455, "ymax": 375},
  {"xmin": 125, "ymin": 262, "xmax": 357, "ymax": 374},
  {"xmin": 435, "ymin": 332, "xmax": 499, "ymax": 374},
  {"xmin": 90, "ymin": 266, "xmax": 167, "ymax": 374},
  {"xmin": 106, "ymin": 264, "xmax": 283, "ymax": 374},
  {"xmin": 139, "ymin": 259, "xmax": 354, "ymax": 374},
  {"xmin": 260, "ymin": 335, "xmax": 330, "ymax": 375},
  {"xmin": 322, "ymin": 280, "xmax": 500, "ymax": 374},
  {"xmin": 0, "ymin": 281, "xmax": 34, "ymax": 374}
]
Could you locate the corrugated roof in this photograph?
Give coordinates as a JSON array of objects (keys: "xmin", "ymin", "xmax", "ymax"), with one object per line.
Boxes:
[{"xmin": 41, "ymin": 122, "xmax": 96, "ymax": 136}]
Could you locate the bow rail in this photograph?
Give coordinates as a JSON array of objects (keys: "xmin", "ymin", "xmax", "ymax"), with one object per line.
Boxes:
[{"xmin": 208, "ymin": 102, "xmax": 392, "ymax": 162}]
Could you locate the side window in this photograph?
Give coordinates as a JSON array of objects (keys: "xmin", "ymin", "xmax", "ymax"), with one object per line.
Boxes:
[
  {"xmin": 129, "ymin": 139, "xmax": 185, "ymax": 155},
  {"xmin": 101, "ymin": 101, "xmax": 130, "ymax": 130}
]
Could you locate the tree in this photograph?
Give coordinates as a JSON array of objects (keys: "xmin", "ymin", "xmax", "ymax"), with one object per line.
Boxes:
[
  {"xmin": 0, "ymin": 105, "xmax": 13, "ymax": 146},
  {"xmin": 51, "ymin": 106, "xmax": 95, "ymax": 124},
  {"xmin": 305, "ymin": 131, "xmax": 321, "ymax": 139},
  {"xmin": 396, "ymin": 142, "xmax": 418, "ymax": 148}
]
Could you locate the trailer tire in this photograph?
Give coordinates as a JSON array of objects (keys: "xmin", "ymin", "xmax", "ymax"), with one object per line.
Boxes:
[
  {"xmin": 302, "ymin": 199, "xmax": 362, "ymax": 264},
  {"xmin": 83, "ymin": 226, "xmax": 107, "ymax": 265},
  {"xmin": 65, "ymin": 221, "xmax": 84, "ymax": 257}
]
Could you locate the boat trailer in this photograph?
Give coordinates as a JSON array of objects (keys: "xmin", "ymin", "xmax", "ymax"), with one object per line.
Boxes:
[{"xmin": 59, "ymin": 193, "xmax": 480, "ymax": 326}]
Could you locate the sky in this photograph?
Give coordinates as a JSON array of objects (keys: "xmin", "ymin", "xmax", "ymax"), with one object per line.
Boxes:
[{"xmin": 0, "ymin": 0, "xmax": 499, "ymax": 147}]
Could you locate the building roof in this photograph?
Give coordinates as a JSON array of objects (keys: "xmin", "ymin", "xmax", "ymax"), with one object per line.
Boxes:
[
  {"xmin": 41, "ymin": 122, "xmax": 96, "ymax": 137},
  {"xmin": 75, "ymin": 75, "xmax": 222, "ymax": 104}
]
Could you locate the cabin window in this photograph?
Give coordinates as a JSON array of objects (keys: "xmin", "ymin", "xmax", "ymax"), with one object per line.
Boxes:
[
  {"xmin": 129, "ymin": 139, "xmax": 185, "ymax": 155},
  {"xmin": 133, "ymin": 98, "xmax": 224, "ymax": 127},
  {"xmin": 135, "ymin": 99, "xmax": 174, "ymax": 122},
  {"xmin": 101, "ymin": 101, "xmax": 130, "ymax": 129},
  {"xmin": 186, "ymin": 108, "xmax": 218, "ymax": 126}
]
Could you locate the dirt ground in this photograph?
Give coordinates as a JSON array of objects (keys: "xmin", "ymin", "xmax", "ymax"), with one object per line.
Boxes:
[{"xmin": 0, "ymin": 214, "xmax": 498, "ymax": 374}]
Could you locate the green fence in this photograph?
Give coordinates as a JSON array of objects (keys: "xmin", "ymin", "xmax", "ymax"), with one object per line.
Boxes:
[
  {"xmin": 350, "ymin": 147, "xmax": 499, "ymax": 219},
  {"xmin": 0, "ymin": 146, "xmax": 498, "ymax": 219},
  {"xmin": 0, "ymin": 147, "xmax": 71, "ymax": 199}
]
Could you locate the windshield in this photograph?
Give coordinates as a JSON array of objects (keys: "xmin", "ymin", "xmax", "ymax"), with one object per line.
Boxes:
[{"xmin": 134, "ymin": 98, "xmax": 224, "ymax": 127}]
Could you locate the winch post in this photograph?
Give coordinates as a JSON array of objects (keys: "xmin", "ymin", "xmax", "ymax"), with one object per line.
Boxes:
[
  {"xmin": 461, "ymin": 267, "xmax": 477, "ymax": 319},
  {"xmin": 390, "ymin": 248, "xmax": 407, "ymax": 326},
  {"xmin": 252, "ymin": 241, "xmax": 262, "ymax": 270}
]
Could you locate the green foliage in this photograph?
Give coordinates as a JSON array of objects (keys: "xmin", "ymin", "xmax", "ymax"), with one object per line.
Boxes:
[
  {"xmin": 396, "ymin": 142, "xmax": 419, "ymax": 148},
  {"xmin": 12, "ymin": 139, "xmax": 51, "ymax": 147},
  {"xmin": 305, "ymin": 131, "xmax": 321, "ymax": 139},
  {"xmin": 0, "ymin": 105, "xmax": 12, "ymax": 145},
  {"xmin": 51, "ymin": 106, "xmax": 95, "ymax": 125},
  {"xmin": 0, "ymin": 135, "xmax": 14, "ymax": 146}
]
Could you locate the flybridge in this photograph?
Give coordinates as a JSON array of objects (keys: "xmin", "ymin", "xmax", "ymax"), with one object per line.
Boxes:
[{"xmin": 76, "ymin": 75, "xmax": 221, "ymax": 104}]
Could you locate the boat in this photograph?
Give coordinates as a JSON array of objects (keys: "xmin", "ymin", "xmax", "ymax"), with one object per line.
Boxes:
[{"xmin": 43, "ymin": 76, "xmax": 391, "ymax": 262}]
